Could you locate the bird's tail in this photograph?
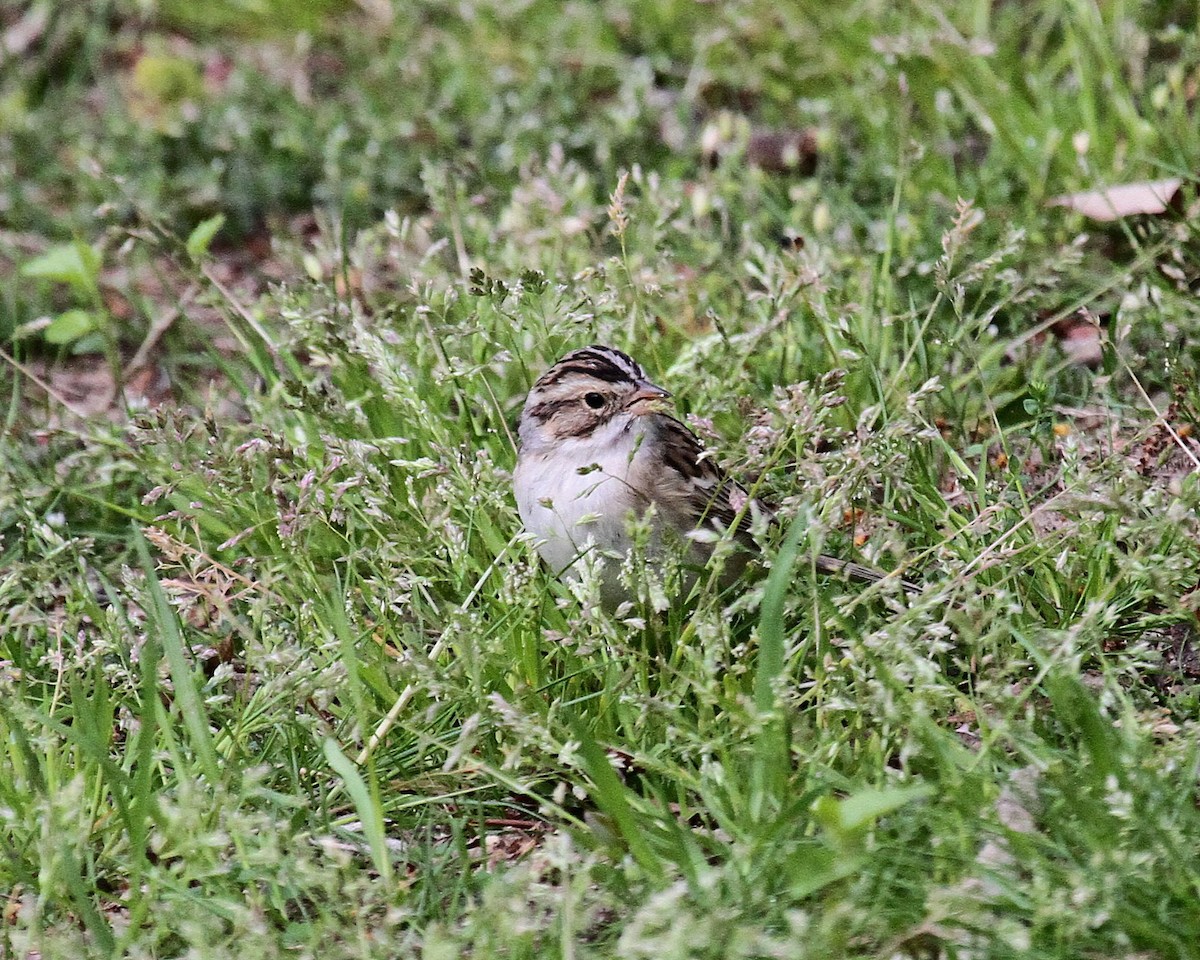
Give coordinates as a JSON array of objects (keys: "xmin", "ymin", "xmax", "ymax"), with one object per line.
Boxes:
[{"xmin": 813, "ymin": 554, "xmax": 920, "ymax": 594}]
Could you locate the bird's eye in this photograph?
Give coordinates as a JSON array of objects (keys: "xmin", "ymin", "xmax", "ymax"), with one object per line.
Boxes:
[{"xmin": 584, "ymin": 392, "xmax": 606, "ymax": 409}]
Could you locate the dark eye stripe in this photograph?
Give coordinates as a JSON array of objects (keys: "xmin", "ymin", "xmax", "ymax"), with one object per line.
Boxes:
[{"xmin": 527, "ymin": 395, "xmax": 613, "ymax": 424}]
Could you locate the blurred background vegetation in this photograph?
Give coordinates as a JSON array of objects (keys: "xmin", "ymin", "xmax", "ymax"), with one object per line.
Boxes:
[
  {"xmin": 5, "ymin": 0, "xmax": 1200, "ymax": 363},
  {"xmin": 3, "ymin": 1, "xmax": 1200, "ymax": 958}
]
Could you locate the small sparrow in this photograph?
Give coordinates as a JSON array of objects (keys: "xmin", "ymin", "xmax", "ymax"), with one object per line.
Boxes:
[{"xmin": 514, "ymin": 345, "xmax": 914, "ymax": 605}]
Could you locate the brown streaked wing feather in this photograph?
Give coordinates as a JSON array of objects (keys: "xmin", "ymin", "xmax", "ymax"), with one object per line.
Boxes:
[
  {"xmin": 650, "ymin": 416, "xmax": 919, "ymax": 593},
  {"xmin": 651, "ymin": 416, "xmax": 758, "ymax": 533}
]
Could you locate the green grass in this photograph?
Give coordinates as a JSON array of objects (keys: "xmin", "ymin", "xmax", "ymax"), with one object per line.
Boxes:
[{"xmin": 3, "ymin": 0, "xmax": 1200, "ymax": 957}]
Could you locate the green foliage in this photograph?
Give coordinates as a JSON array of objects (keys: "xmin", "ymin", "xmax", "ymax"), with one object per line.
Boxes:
[
  {"xmin": 20, "ymin": 241, "xmax": 101, "ymax": 298},
  {"xmin": 17, "ymin": 241, "xmax": 107, "ymax": 349},
  {"xmin": 185, "ymin": 213, "xmax": 226, "ymax": 260},
  {"xmin": 3, "ymin": 0, "xmax": 1200, "ymax": 957}
]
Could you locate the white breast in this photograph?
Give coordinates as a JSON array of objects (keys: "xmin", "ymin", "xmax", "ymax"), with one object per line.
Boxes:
[{"xmin": 513, "ymin": 420, "xmax": 651, "ymax": 574}]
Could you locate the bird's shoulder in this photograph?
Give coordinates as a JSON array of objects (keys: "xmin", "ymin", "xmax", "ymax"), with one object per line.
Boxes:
[{"xmin": 644, "ymin": 415, "xmax": 760, "ymax": 531}]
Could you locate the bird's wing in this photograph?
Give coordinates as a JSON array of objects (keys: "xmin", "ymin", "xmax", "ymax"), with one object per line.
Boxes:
[
  {"xmin": 646, "ymin": 415, "xmax": 919, "ymax": 593},
  {"xmin": 645, "ymin": 415, "xmax": 764, "ymax": 536}
]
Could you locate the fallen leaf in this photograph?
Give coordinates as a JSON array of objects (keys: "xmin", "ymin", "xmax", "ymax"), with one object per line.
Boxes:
[{"xmin": 1049, "ymin": 177, "xmax": 1183, "ymax": 221}]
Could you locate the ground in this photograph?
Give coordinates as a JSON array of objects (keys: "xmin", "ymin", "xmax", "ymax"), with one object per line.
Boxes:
[{"xmin": 2, "ymin": 2, "xmax": 1200, "ymax": 958}]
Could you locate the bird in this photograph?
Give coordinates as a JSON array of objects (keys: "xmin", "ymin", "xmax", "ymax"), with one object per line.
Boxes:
[{"xmin": 513, "ymin": 344, "xmax": 915, "ymax": 606}]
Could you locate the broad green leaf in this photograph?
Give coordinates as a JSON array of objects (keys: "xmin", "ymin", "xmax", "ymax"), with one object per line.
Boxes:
[
  {"xmin": 571, "ymin": 718, "xmax": 665, "ymax": 881},
  {"xmin": 21, "ymin": 241, "xmax": 101, "ymax": 297},
  {"xmin": 814, "ymin": 784, "xmax": 934, "ymax": 840},
  {"xmin": 786, "ymin": 844, "xmax": 865, "ymax": 899},
  {"xmin": 323, "ymin": 738, "xmax": 393, "ymax": 883},
  {"xmin": 69, "ymin": 331, "xmax": 107, "ymax": 356},
  {"xmin": 134, "ymin": 531, "xmax": 221, "ymax": 787},
  {"xmin": 750, "ymin": 512, "xmax": 808, "ymax": 816},
  {"xmin": 835, "ymin": 784, "xmax": 934, "ymax": 831},
  {"xmin": 186, "ymin": 214, "xmax": 226, "ymax": 260},
  {"xmin": 756, "ymin": 512, "xmax": 808, "ymax": 714},
  {"xmin": 44, "ymin": 309, "xmax": 96, "ymax": 345}
]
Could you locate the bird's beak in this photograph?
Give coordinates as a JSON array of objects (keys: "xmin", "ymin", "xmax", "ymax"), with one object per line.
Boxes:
[{"xmin": 625, "ymin": 381, "xmax": 672, "ymax": 414}]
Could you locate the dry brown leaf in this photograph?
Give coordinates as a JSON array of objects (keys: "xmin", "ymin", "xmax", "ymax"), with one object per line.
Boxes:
[
  {"xmin": 485, "ymin": 830, "xmax": 540, "ymax": 869},
  {"xmin": 1048, "ymin": 177, "xmax": 1183, "ymax": 221}
]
